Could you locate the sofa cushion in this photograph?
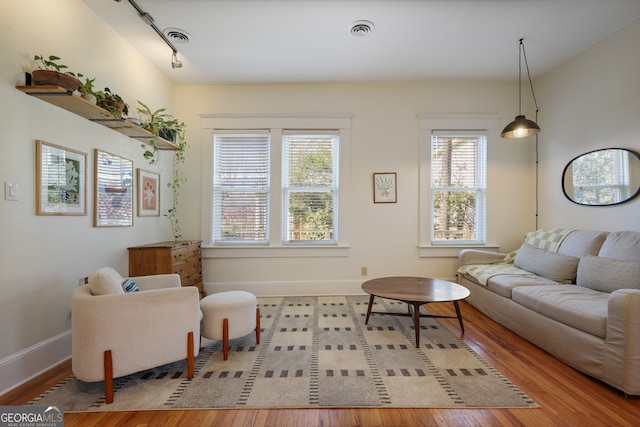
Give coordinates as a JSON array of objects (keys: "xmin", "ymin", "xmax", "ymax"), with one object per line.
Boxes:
[
  {"xmin": 486, "ymin": 274, "xmax": 558, "ymax": 298},
  {"xmin": 598, "ymin": 231, "xmax": 640, "ymax": 262},
  {"xmin": 512, "ymin": 285, "xmax": 608, "ymax": 338},
  {"xmin": 557, "ymin": 230, "xmax": 608, "ymax": 258},
  {"xmin": 514, "ymin": 243, "xmax": 580, "ymax": 284},
  {"xmin": 577, "ymin": 255, "xmax": 640, "ymax": 293},
  {"xmin": 88, "ymin": 267, "xmax": 125, "ymax": 295}
]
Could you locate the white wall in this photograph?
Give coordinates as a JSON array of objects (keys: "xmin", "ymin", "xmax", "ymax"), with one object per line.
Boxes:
[
  {"xmin": 536, "ymin": 18, "xmax": 640, "ymax": 230},
  {"xmin": 0, "ymin": 0, "xmax": 175, "ymax": 393},
  {"xmin": 175, "ymin": 82, "xmax": 536, "ymax": 296}
]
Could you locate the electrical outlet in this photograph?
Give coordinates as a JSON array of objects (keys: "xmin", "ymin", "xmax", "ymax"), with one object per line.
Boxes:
[{"xmin": 361, "ymin": 266, "xmax": 368, "ymax": 276}]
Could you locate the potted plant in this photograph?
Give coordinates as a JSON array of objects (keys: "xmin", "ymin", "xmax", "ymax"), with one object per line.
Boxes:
[
  {"xmin": 137, "ymin": 100, "xmax": 188, "ymax": 239},
  {"xmin": 137, "ymin": 100, "xmax": 184, "ymax": 164},
  {"xmin": 78, "ymin": 77, "xmax": 97, "ymax": 104},
  {"xmin": 32, "ymin": 54, "xmax": 82, "ymax": 93},
  {"xmin": 95, "ymin": 87, "xmax": 129, "ymax": 119}
]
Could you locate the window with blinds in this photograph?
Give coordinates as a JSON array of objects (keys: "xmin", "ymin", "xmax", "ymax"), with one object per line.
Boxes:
[
  {"xmin": 213, "ymin": 133, "xmax": 270, "ymax": 244},
  {"xmin": 282, "ymin": 132, "xmax": 339, "ymax": 243},
  {"xmin": 430, "ymin": 131, "xmax": 486, "ymax": 244}
]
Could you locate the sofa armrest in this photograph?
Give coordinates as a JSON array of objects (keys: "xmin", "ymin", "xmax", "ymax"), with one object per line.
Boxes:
[
  {"xmin": 458, "ymin": 249, "xmax": 508, "ymax": 267},
  {"xmin": 132, "ymin": 273, "xmax": 181, "ymax": 291},
  {"xmin": 604, "ymin": 289, "xmax": 640, "ymax": 395},
  {"xmin": 72, "ymin": 284, "xmax": 200, "ymax": 382}
]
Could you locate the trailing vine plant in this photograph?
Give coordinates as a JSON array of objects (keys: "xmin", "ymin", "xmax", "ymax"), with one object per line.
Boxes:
[
  {"xmin": 166, "ymin": 133, "xmax": 188, "ymax": 239},
  {"xmin": 137, "ymin": 100, "xmax": 188, "ymax": 239}
]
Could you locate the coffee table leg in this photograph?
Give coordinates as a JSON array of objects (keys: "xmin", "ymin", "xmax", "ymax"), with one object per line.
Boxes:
[
  {"xmin": 365, "ymin": 294, "xmax": 375, "ymax": 324},
  {"xmin": 412, "ymin": 303, "xmax": 421, "ymax": 348},
  {"xmin": 453, "ymin": 300, "xmax": 464, "ymax": 333}
]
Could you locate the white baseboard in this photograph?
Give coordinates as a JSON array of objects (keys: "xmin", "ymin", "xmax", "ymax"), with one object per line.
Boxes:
[
  {"xmin": 205, "ymin": 279, "xmax": 368, "ymax": 297},
  {"xmin": 0, "ymin": 331, "xmax": 71, "ymax": 397}
]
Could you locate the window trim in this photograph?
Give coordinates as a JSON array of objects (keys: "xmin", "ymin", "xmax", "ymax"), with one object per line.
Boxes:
[
  {"xmin": 201, "ymin": 114, "xmax": 351, "ymax": 259},
  {"xmin": 418, "ymin": 114, "xmax": 500, "ymax": 257}
]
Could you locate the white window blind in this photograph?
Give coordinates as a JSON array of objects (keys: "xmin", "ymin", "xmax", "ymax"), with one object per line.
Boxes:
[
  {"xmin": 213, "ymin": 132, "xmax": 270, "ymax": 244},
  {"xmin": 282, "ymin": 131, "xmax": 339, "ymax": 243},
  {"xmin": 431, "ymin": 131, "xmax": 486, "ymax": 244}
]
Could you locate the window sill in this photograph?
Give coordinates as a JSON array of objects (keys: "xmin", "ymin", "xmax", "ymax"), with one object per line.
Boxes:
[
  {"xmin": 418, "ymin": 244, "xmax": 500, "ymax": 258},
  {"xmin": 202, "ymin": 245, "xmax": 351, "ymax": 259}
]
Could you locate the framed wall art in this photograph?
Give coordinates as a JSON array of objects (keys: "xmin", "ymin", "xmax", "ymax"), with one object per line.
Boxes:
[
  {"xmin": 36, "ymin": 140, "xmax": 87, "ymax": 215},
  {"xmin": 373, "ymin": 172, "xmax": 397, "ymax": 203},
  {"xmin": 137, "ymin": 168, "xmax": 160, "ymax": 216},
  {"xmin": 94, "ymin": 149, "xmax": 134, "ymax": 227}
]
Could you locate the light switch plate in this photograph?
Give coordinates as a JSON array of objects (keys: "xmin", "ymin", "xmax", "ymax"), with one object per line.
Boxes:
[{"xmin": 5, "ymin": 181, "xmax": 18, "ymax": 201}]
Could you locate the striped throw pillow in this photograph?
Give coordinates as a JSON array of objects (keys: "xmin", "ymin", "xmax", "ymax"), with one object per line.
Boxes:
[{"xmin": 121, "ymin": 278, "xmax": 140, "ymax": 293}]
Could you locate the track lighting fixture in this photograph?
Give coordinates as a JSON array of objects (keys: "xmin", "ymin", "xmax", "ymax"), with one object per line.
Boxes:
[{"xmin": 121, "ymin": 0, "xmax": 184, "ymax": 70}]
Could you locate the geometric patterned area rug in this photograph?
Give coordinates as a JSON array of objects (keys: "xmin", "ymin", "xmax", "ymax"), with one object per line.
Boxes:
[{"xmin": 29, "ymin": 296, "xmax": 537, "ymax": 411}]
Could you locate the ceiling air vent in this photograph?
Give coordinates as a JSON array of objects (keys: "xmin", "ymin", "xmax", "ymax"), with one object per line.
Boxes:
[
  {"xmin": 349, "ymin": 20, "xmax": 375, "ymax": 37},
  {"xmin": 163, "ymin": 28, "xmax": 191, "ymax": 44}
]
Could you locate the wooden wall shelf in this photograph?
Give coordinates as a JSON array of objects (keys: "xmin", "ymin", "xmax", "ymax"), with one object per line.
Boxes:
[{"xmin": 16, "ymin": 85, "xmax": 178, "ymax": 150}]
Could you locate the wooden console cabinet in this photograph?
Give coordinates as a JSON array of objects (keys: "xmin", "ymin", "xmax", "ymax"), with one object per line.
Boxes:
[{"xmin": 128, "ymin": 240, "xmax": 207, "ymax": 298}]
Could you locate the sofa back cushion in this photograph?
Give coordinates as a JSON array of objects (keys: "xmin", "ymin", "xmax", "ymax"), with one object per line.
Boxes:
[
  {"xmin": 577, "ymin": 255, "xmax": 640, "ymax": 293},
  {"xmin": 88, "ymin": 267, "xmax": 125, "ymax": 295},
  {"xmin": 557, "ymin": 230, "xmax": 608, "ymax": 258},
  {"xmin": 597, "ymin": 231, "xmax": 640, "ymax": 262},
  {"xmin": 514, "ymin": 243, "xmax": 580, "ymax": 284}
]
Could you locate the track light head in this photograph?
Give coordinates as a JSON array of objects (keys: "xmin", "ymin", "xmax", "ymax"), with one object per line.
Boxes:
[{"xmin": 171, "ymin": 51, "xmax": 183, "ymax": 69}]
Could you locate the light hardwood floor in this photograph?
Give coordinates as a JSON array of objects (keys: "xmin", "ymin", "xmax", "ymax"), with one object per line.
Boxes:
[{"xmin": 1, "ymin": 301, "xmax": 639, "ymax": 426}]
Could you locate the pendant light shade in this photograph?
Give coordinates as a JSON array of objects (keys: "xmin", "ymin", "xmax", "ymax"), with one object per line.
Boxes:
[
  {"xmin": 501, "ymin": 115, "xmax": 540, "ymax": 138},
  {"xmin": 501, "ymin": 39, "xmax": 540, "ymax": 139}
]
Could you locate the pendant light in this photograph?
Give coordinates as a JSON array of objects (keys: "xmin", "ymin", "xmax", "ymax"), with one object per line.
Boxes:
[{"xmin": 501, "ymin": 39, "xmax": 540, "ymax": 139}]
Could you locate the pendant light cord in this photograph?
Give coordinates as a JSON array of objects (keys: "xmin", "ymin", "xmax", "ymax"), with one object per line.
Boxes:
[
  {"xmin": 534, "ymin": 81, "xmax": 539, "ymax": 229},
  {"xmin": 520, "ymin": 38, "xmax": 540, "ymax": 116},
  {"xmin": 520, "ymin": 38, "xmax": 540, "ymax": 229}
]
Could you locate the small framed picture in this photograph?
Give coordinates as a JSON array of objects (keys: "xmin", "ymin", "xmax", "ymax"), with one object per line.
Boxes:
[
  {"xmin": 36, "ymin": 140, "xmax": 87, "ymax": 215},
  {"xmin": 94, "ymin": 149, "xmax": 134, "ymax": 227},
  {"xmin": 137, "ymin": 169, "xmax": 160, "ymax": 216},
  {"xmin": 373, "ymin": 172, "xmax": 397, "ymax": 203}
]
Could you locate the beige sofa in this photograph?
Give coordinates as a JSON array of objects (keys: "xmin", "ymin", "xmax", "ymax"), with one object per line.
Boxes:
[{"xmin": 457, "ymin": 229, "xmax": 640, "ymax": 396}]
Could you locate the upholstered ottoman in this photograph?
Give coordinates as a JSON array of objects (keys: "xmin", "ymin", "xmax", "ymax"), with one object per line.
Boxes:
[{"xmin": 200, "ymin": 291, "xmax": 260, "ymax": 360}]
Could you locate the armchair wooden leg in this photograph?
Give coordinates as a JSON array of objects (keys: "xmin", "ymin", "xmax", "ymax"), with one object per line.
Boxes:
[
  {"xmin": 255, "ymin": 307, "xmax": 261, "ymax": 344},
  {"xmin": 187, "ymin": 331, "xmax": 194, "ymax": 380},
  {"xmin": 104, "ymin": 350, "xmax": 114, "ymax": 404},
  {"xmin": 223, "ymin": 318, "xmax": 229, "ymax": 361}
]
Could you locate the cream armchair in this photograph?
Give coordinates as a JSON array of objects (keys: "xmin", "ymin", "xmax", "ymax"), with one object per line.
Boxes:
[{"xmin": 71, "ymin": 267, "xmax": 201, "ymax": 404}]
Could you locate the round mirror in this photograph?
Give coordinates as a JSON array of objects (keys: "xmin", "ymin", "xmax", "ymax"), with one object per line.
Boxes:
[{"xmin": 562, "ymin": 148, "xmax": 640, "ymax": 206}]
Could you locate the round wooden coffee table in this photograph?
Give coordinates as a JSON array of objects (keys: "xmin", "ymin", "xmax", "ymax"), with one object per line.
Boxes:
[{"xmin": 362, "ymin": 276, "xmax": 470, "ymax": 347}]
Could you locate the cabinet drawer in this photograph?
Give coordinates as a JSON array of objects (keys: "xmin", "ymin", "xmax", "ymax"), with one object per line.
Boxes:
[
  {"xmin": 173, "ymin": 258, "xmax": 202, "ymax": 276},
  {"xmin": 172, "ymin": 245, "xmax": 200, "ymax": 262},
  {"xmin": 180, "ymin": 272, "xmax": 203, "ymax": 287}
]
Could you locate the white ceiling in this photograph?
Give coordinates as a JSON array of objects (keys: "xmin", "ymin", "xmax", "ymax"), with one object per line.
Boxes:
[{"xmin": 84, "ymin": 0, "xmax": 640, "ymax": 85}]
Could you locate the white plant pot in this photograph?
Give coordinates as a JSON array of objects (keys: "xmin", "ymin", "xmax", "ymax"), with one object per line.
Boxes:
[{"xmin": 81, "ymin": 93, "xmax": 97, "ymax": 104}]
